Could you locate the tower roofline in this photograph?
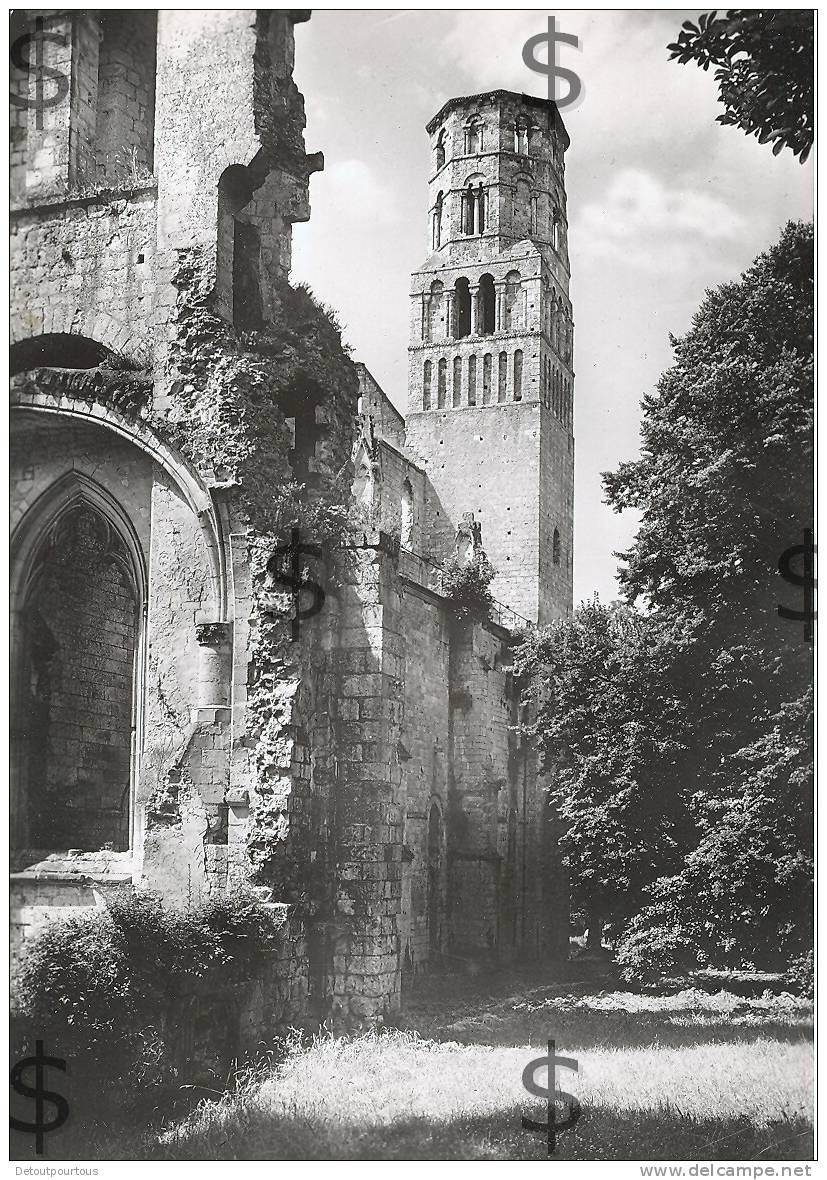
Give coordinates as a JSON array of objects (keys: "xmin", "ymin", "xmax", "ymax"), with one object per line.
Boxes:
[{"xmin": 425, "ymin": 90, "xmax": 570, "ymax": 149}]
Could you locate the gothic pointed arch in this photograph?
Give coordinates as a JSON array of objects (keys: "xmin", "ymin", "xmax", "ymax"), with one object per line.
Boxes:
[{"xmin": 10, "ymin": 473, "xmax": 148, "ymax": 855}]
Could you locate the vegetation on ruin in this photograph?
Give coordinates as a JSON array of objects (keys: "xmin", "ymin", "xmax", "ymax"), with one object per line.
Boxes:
[
  {"xmin": 14, "ymin": 892, "xmax": 285, "ymax": 1104},
  {"xmin": 151, "ymin": 253, "xmax": 359, "ymax": 888},
  {"xmin": 516, "ymin": 222, "xmax": 813, "ymax": 980},
  {"xmin": 668, "ymin": 10, "xmax": 814, "ymax": 162},
  {"xmin": 440, "ymin": 552, "xmax": 496, "ymax": 624},
  {"xmin": 157, "ymin": 252, "xmax": 357, "ymax": 544}
]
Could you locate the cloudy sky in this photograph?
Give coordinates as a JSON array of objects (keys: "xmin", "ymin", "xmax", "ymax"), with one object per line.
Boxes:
[{"xmin": 290, "ymin": 9, "xmax": 814, "ymax": 604}]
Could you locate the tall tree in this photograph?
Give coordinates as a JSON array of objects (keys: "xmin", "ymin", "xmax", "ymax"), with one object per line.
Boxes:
[
  {"xmin": 604, "ymin": 221, "xmax": 813, "ymax": 974},
  {"xmin": 513, "ymin": 599, "xmax": 692, "ymax": 946},
  {"xmin": 668, "ymin": 10, "xmax": 814, "ymax": 162}
]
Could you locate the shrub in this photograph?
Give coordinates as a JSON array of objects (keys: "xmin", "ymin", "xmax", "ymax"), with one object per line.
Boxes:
[
  {"xmin": 441, "ymin": 552, "xmax": 496, "ymax": 624},
  {"xmin": 786, "ymin": 949, "xmax": 814, "ymax": 997},
  {"xmin": 15, "ymin": 891, "xmax": 285, "ymax": 1105},
  {"xmin": 615, "ymin": 907, "xmax": 704, "ymax": 983}
]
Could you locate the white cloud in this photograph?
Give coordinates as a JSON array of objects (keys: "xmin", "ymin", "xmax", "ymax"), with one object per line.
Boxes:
[
  {"xmin": 322, "ymin": 159, "xmax": 400, "ymax": 225},
  {"xmin": 573, "ymin": 168, "xmax": 745, "ymax": 275}
]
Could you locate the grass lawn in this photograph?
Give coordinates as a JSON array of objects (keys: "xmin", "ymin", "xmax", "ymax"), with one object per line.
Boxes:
[{"xmin": 36, "ymin": 975, "xmax": 812, "ymax": 1162}]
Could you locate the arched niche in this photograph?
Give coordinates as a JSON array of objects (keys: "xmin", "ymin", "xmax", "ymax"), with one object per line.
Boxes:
[
  {"xmin": 10, "ymin": 473, "xmax": 148, "ymax": 856},
  {"xmin": 10, "ymin": 388, "xmax": 228, "ymax": 620}
]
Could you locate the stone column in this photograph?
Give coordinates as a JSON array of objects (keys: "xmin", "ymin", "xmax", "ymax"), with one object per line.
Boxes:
[
  {"xmin": 195, "ymin": 621, "xmax": 233, "ymax": 719},
  {"xmin": 495, "ymin": 284, "xmax": 506, "ymax": 332},
  {"xmin": 444, "ymin": 290, "xmax": 454, "ymax": 340},
  {"xmin": 470, "ymin": 284, "xmax": 481, "ymax": 335}
]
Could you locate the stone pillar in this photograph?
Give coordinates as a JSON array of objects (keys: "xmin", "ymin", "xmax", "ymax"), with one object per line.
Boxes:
[
  {"xmin": 444, "ymin": 290, "xmax": 454, "ymax": 340},
  {"xmin": 195, "ymin": 622, "xmax": 233, "ymax": 718},
  {"xmin": 495, "ymin": 284, "xmax": 506, "ymax": 332},
  {"xmin": 332, "ymin": 531, "xmax": 405, "ymax": 1025},
  {"xmin": 470, "ymin": 284, "xmax": 481, "ymax": 335}
]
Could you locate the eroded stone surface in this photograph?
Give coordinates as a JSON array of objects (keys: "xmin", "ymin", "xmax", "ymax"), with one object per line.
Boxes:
[{"xmin": 10, "ymin": 14, "xmax": 570, "ymax": 1059}]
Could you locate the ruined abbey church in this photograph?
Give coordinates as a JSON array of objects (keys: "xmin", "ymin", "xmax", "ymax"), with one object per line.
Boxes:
[{"xmin": 10, "ymin": 11, "xmax": 574, "ymax": 1041}]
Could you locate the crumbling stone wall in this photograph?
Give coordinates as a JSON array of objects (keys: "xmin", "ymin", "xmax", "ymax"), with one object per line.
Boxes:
[
  {"xmin": 95, "ymin": 11, "xmax": 157, "ymax": 185},
  {"xmin": 11, "ymin": 15, "xmax": 569, "ymax": 1045}
]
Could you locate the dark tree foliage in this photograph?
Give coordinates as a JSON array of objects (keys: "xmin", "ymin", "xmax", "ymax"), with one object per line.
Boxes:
[
  {"xmin": 513, "ymin": 599, "xmax": 694, "ymax": 943},
  {"xmin": 668, "ymin": 10, "xmax": 814, "ymax": 162},
  {"xmin": 604, "ymin": 221, "xmax": 813, "ymax": 975}
]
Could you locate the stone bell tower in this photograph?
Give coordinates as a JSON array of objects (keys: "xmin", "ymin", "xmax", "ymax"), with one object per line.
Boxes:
[{"xmin": 404, "ymin": 91, "xmax": 574, "ymax": 625}]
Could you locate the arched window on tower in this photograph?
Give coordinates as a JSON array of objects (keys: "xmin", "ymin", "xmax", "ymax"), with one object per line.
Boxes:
[
  {"xmin": 454, "ymin": 277, "xmax": 471, "ymax": 339},
  {"xmin": 478, "ymin": 273, "xmax": 495, "ymax": 335},
  {"xmin": 401, "ymin": 479, "xmax": 414, "ymax": 549},
  {"xmin": 515, "ymin": 118, "xmax": 529, "ymax": 155},
  {"xmin": 437, "ymin": 358, "xmax": 447, "ymax": 408},
  {"xmin": 452, "ymin": 356, "xmax": 462, "ymax": 407},
  {"xmin": 498, "ymin": 351, "xmax": 508, "ymax": 402},
  {"xmin": 482, "ymin": 353, "xmax": 492, "ymax": 404},
  {"xmin": 552, "ymin": 207, "xmax": 562, "ymax": 251},
  {"xmin": 423, "ymin": 359, "xmax": 432, "ymax": 410},
  {"xmin": 465, "ymin": 117, "xmax": 483, "ymax": 154},
  {"xmin": 435, "ymin": 129, "xmax": 446, "ymax": 170},
  {"xmin": 432, "ymin": 191, "xmax": 444, "ymax": 249},
  {"xmin": 468, "ymin": 355, "xmax": 477, "ymax": 406},
  {"xmin": 513, "ymin": 350, "xmax": 523, "ymax": 401},
  {"xmin": 462, "ymin": 180, "xmax": 485, "ymax": 235},
  {"xmin": 553, "ymin": 528, "xmax": 561, "ymax": 565},
  {"xmin": 427, "ymin": 280, "xmax": 444, "ymax": 341}
]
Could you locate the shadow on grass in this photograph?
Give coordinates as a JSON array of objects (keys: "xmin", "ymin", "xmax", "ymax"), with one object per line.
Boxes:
[
  {"xmin": 421, "ymin": 1009, "xmax": 814, "ymax": 1051},
  {"xmin": 14, "ymin": 1101, "xmax": 812, "ymax": 1162}
]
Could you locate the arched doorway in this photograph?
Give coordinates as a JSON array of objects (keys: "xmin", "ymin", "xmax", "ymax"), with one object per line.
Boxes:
[{"xmin": 12, "ymin": 494, "xmax": 144, "ymax": 854}]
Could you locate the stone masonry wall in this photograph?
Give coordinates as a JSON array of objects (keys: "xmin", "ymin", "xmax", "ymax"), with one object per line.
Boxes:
[
  {"xmin": 10, "ymin": 191, "xmax": 157, "ymax": 364},
  {"xmin": 406, "ymin": 401, "xmax": 543, "ymax": 622},
  {"xmin": 397, "ymin": 584, "xmax": 451, "ymax": 980}
]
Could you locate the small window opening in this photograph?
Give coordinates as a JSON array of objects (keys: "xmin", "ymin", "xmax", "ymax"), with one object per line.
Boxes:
[
  {"xmin": 437, "ymin": 358, "xmax": 447, "ymax": 408},
  {"xmin": 454, "ymin": 277, "xmax": 471, "ymax": 339},
  {"xmin": 433, "ymin": 191, "xmax": 444, "ymax": 249},
  {"xmin": 478, "ymin": 273, "xmax": 495, "ymax": 335},
  {"xmin": 468, "ymin": 355, "xmax": 477, "ymax": 406},
  {"xmin": 435, "ymin": 130, "xmax": 446, "ymax": 170}
]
